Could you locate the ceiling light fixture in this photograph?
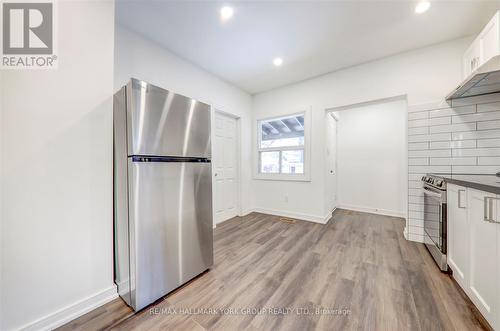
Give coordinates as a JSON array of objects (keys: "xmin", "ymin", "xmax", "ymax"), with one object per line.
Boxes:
[
  {"xmin": 273, "ymin": 57, "xmax": 283, "ymax": 67},
  {"xmin": 220, "ymin": 6, "xmax": 234, "ymax": 22},
  {"xmin": 415, "ymin": 1, "xmax": 430, "ymax": 14}
]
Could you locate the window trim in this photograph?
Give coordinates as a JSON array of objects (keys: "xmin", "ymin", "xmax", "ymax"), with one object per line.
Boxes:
[{"xmin": 254, "ymin": 109, "xmax": 311, "ymax": 182}]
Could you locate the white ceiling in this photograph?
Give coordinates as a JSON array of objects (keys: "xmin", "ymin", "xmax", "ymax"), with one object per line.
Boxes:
[{"xmin": 116, "ymin": 1, "xmax": 500, "ymax": 94}]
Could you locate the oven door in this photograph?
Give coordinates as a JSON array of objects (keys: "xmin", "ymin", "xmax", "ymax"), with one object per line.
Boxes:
[{"xmin": 423, "ymin": 186, "xmax": 445, "ymax": 252}]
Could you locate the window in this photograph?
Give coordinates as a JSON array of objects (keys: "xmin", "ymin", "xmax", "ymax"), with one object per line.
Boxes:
[{"xmin": 257, "ymin": 113, "xmax": 306, "ymax": 176}]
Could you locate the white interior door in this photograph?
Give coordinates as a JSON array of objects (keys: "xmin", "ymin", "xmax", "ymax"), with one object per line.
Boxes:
[
  {"xmin": 213, "ymin": 112, "xmax": 238, "ymax": 224},
  {"xmin": 325, "ymin": 113, "xmax": 338, "ymax": 213}
]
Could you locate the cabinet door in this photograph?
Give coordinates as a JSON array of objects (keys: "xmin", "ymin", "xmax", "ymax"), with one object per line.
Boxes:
[
  {"xmin": 447, "ymin": 184, "xmax": 468, "ymax": 290},
  {"xmin": 479, "ymin": 11, "xmax": 499, "ymax": 66},
  {"xmin": 468, "ymin": 188, "xmax": 498, "ymax": 327},
  {"xmin": 463, "ymin": 40, "xmax": 481, "ymax": 79}
]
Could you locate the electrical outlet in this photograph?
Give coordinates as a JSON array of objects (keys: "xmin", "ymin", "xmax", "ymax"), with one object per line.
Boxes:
[{"xmin": 284, "ymin": 195, "xmax": 289, "ymax": 203}]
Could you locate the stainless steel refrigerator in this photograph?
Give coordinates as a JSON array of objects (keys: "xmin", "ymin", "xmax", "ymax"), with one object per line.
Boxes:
[{"xmin": 113, "ymin": 78, "xmax": 213, "ymax": 311}]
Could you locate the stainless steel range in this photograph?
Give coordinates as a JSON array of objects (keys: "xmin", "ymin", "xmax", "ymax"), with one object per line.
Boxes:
[{"xmin": 421, "ymin": 174, "xmax": 448, "ymax": 271}]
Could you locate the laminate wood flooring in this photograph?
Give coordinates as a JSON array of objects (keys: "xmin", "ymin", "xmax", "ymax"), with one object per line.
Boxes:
[{"xmin": 57, "ymin": 210, "xmax": 490, "ymax": 331}]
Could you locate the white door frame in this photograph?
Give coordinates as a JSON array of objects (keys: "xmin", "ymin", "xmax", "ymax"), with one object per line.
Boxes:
[
  {"xmin": 211, "ymin": 108, "xmax": 241, "ymax": 227},
  {"xmin": 324, "ymin": 111, "xmax": 338, "ymax": 214}
]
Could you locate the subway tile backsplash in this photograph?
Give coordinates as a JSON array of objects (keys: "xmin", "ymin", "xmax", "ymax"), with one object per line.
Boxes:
[
  {"xmin": 477, "ymin": 138, "xmax": 500, "ymax": 148},
  {"xmin": 407, "ymin": 93, "xmax": 500, "ymax": 243}
]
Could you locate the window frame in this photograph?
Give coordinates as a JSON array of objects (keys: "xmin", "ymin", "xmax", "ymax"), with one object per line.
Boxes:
[{"xmin": 254, "ymin": 110, "xmax": 311, "ymax": 182}]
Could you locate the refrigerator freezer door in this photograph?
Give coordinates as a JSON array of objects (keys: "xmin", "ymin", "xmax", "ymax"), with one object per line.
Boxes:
[
  {"xmin": 127, "ymin": 79, "xmax": 211, "ymax": 158},
  {"xmin": 128, "ymin": 159, "xmax": 213, "ymax": 311}
]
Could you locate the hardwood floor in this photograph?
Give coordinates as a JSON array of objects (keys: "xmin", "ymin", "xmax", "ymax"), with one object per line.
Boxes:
[{"xmin": 57, "ymin": 210, "xmax": 489, "ymax": 331}]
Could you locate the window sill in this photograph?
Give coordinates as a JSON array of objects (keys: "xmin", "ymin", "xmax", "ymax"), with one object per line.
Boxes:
[{"xmin": 253, "ymin": 174, "xmax": 311, "ymax": 182}]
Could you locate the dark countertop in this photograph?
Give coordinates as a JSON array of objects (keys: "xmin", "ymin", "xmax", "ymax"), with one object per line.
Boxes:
[{"xmin": 431, "ymin": 173, "xmax": 500, "ymax": 195}]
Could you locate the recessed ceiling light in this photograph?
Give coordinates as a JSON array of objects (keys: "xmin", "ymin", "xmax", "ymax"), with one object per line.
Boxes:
[
  {"xmin": 415, "ymin": 1, "xmax": 430, "ymax": 14},
  {"xmin": 220, "ymin": 6, "xmax": 234, "ymax": 22},
  {"xmin": 273, "ymin": 57, "xmax": 283, "ymax": 67}
]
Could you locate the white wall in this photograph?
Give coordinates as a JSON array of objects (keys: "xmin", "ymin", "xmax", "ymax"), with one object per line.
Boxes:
[
  {"xmin": 251, "ymin": 37, "xmax": 471, "ymax": 223},
  {"xmin": 336, "ymin": 99, "xmax": 407, "ymax": 217},
  {"xmin": 0, "ymin": 67, "xmax": 3, "ymax": 331},
  {"xmin": 114, "ymin": 26, "xmax": 253, "ymax": 214},
  {"xmin": 0, "ymin": 2, "xmax": 115, "ymax": 330}
]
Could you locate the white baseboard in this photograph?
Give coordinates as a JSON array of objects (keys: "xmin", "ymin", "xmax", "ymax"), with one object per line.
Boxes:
[
  {"xmin": 337, "ymin": 204, "xmax": 406, "ymax": 218},
  {"xmin": 241, "ymin": 205, "xmax": 406, "ymax": 225},
  {"xmin": 20, "ymin": 285, "xmax": 118, "ymax": 331},
  {"xmin": 239, "ymin": 209, "xmax": 254, "ymax": 217},
  {"xmin": 250, "ymin": 207, "xmax": 329, "ymax": 224},
  {"xmin": 116, "ymin": 279, "xmax": 130, "ymax": 297},
  {"xmin": 407, "ymin": 233, "xmax": 425, "ymax": 243},
  {"xmin": 323, "ymin": 207, "xmax": 337, "ymax": 223}
]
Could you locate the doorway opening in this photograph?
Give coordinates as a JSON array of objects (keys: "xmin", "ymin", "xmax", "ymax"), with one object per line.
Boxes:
[{"xmin": 326, "ymin": 96, "xmax": 407, "ymax": 218}]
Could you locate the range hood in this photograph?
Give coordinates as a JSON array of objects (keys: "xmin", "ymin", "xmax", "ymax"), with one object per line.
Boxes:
[{"xmin": 446, "ymin": 54, "xmax": 500, "ymax": 101}]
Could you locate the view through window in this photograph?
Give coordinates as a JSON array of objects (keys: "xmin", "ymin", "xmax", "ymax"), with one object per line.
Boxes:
[{"xmin": 258, "ymin": 114, "xmax": 305, "ymax": 175}]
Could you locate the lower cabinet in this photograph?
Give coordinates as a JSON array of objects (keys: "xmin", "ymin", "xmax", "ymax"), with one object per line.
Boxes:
[
  {"xmin": 468, "ymin": 189, "xmax": 498, "ymax": 328},
  {"xmin": 448, "ymin": 185, "xmax": 499, "ymax": 330},
  {"xmin": 447, "ymin": 184, "xmax": 468, "ymax": 289}
]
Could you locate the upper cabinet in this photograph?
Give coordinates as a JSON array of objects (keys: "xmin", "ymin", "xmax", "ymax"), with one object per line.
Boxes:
[
  {"xmin": 481, "ymin": 12, "xmax": 500, "ymax": 66},
  {"xmin": 463, "ymin": 39, "xmax": 481, "ymax": 79},
  {"xmin": 463, "ymin": 11, "xmax": 500, "ymax": 79}
]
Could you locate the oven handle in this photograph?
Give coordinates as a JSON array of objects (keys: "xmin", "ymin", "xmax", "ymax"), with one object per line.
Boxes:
[{"xmin": 423, "ymin": 187, "xmax": 443, "ymax": 199}]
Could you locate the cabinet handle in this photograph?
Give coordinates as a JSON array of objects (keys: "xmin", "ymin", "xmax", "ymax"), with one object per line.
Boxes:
[
  {"xmin": 458, "ymin": 189, "xmax": 466, "ymax": 208},
  {"xmin": 483, "ymin": 197, "xmax": 500, "ymax": 223},
  {"xmin": 471, "ymin": 57, "xmax": 480, "ymax": 72}
]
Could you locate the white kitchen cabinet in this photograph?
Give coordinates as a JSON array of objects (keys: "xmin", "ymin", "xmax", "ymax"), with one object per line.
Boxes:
[
  {"xmin": 480, "ymin": 11, "xmax": 500, "ymax": 66},
  {"xmin": 467, "ymin": 188, "xmax": 498, "ymax": 329},
  {"xmin": 463, "ymin": 11, "xmax": 500, "ymax": 79},
  {"xmin": 447, "ymin": 184, "xmax": 468, "ymax": 290},
  {"xmin": 447, "ymin": 186, "xmax": 500, "ymax": 330},
  {"xmin": 463, "ymin": 39, "xmax": 481, "ymax": 79}
]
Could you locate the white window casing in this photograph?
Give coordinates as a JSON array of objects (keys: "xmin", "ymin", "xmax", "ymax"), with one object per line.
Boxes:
[{"xmin": 254, "ymin": 109, "xmax": 311, "ymax": 182}]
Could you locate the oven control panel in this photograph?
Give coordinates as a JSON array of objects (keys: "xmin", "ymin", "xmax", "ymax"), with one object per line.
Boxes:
[{"xmin": 421, "ymin": 175, "xmax": 445, "ymax": 190}]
